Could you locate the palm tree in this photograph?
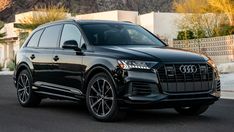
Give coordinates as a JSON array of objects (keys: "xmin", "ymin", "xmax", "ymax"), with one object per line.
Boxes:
[
  {"xmin": 14, "ymin": 4, "xmax": 69, "ymax": 46},
  {"xmin": 14, "ymin": 4, "xmax": 69, "ymax": 30}
]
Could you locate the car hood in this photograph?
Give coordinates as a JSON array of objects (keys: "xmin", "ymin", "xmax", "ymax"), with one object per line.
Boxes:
[{"xmin": 94, "ymin": 46, "xmax": 208, "ymax": 62}]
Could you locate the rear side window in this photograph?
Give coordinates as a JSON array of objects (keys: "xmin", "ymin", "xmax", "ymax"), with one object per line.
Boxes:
[
  {"xmin": 27, "ymin": 29, "xmax": 43, "ymax": 47},
  {"xmin": 60, "ymin": 24, "xmax": 82, "ymax": 47},
  {"xmin": 38, "ymin": 25, "xmax": 62, "ymax": 48}
]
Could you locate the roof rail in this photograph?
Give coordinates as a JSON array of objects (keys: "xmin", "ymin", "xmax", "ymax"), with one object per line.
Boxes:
[{"xmin": 122, "ymin": 21, "xmax": 133, "ymax": 23}]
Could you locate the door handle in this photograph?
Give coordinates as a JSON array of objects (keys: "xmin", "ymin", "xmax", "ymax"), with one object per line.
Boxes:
[
  {"xmin": 53, "ymin": 55, "xmax": 59, "ymax": 61},
  {"xmin": 30, "ymin": 54, "xmax": 35, "ymax": 60}
]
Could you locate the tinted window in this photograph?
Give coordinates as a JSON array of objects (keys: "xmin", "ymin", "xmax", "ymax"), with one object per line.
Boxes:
[
  {"xmin": 39, "ymin": 25, "xmax": 62, "ymax": 48},
  {"xmin": 80, "ymin": 23, "xmax": 165, "ymax": 47},
  {"xmin": 27, "ymin": 29, "xmax": 43, "ymax": 47},
  {"xmin": 60, "ymin": 24, "xmax": 82, "ymax": 47}
]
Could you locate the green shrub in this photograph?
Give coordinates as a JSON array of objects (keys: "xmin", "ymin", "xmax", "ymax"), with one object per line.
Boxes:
[
  {"xmin": 177, "ymin": 30, "xmax": 195, "ymax": 40},
  {"xmin": 7, "ymin": 60, "xmax": 16, "ymax": 71},
  {"xmin": 219, "ymin": 25, "xmax": 234, "ymax": 36}
]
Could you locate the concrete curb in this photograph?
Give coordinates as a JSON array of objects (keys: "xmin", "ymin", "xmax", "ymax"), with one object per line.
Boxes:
[{"xmin": 221, "ymin": 91, "xmax": 234, "ymax": 99}]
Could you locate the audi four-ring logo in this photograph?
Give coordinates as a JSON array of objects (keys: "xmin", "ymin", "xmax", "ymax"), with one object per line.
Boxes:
[{"xmin": 179, "ymin": 65, "xmax": 197, "ymax": 74}]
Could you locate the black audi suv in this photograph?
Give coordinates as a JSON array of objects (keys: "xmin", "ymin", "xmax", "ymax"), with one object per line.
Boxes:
[{"xmin": 13, "ymin": 20, "xmax": 220, "ymax": 121}]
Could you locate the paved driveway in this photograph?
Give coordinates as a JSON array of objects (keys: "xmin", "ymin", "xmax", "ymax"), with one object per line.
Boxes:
[{"xmin": 0, "ymin": 75, "xmax": 234, "ymax": 132}]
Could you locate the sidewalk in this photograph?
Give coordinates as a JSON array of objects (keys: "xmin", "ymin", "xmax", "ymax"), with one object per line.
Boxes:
[
  {"xmin": 0, "ymin": 71, "xmax": 14, "ymax": 75},
  {"xmin": 220, "ymin": 73, "xmax": 234, "ymax": 99}
]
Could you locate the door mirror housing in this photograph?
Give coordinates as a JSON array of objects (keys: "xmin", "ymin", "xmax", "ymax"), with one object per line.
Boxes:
[{"xmin": 62, "ymin": 40, "xmax": 81, "ymax": 51}]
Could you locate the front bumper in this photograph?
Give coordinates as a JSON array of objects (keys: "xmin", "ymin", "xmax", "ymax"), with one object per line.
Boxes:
[{"xmin": 117, "ymin": 70, "xmax": 220, "ymax": 108}]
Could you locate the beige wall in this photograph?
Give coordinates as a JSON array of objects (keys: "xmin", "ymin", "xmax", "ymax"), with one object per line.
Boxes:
[
  {"xmin": 138, "ymin": 12, "xmax": 155, "ymax": 34},
  {"xmin": 0, "ymin": 22, "xmax": 18, "ymax": 66},
  {"xmin": 154, "ymin": 13, "xmax": 182, "ymax": 39},
  {"xmin": 76, "ymin": 10, "xmax": 138, "ymax": 23},
  {"xmin": 138, "ymin": 12, "xmax": 183, "ymax": 39},
  {"xmin": 117, "ymin": 10, "xmax": 138, "ymax": 23},
  {"xmin": 1, "ymin": 23, "xmax": 17, "ymax": 38},
  {"xmin": 0, "ymin": 45, "xmax": 4, "ymax": 65},
  {"xmin": 77, "ymin": 10, "xmax": 118, "ymax": 21}
]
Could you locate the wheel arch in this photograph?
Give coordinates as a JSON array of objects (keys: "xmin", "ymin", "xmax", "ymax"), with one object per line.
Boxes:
[
  {"xmin": 83, "ymin": 64, "xmax": 117, "ymax": 93},
  {"xmin": 16, "ymin": 62, "xmax": 33, "ymax": 82}
]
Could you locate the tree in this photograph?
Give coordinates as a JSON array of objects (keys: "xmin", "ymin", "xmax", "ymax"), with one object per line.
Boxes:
[
  {"xmin": 14, "ymin": 4, "xmax": 69, "ymax": 30},
  {"xmin": 0, "ymin": 21, "xmax": 6, "ymax": 44},
  {"xmin": 174, "ymin": 0, "xmax": 232, "ymax": 38},
  {"xmin": 207, "ymin": 0, "xmax": 234, "ymax": 26},
  {"xmin": 173, "ymin": 0, "xmax": 208, "ymax": 13}
]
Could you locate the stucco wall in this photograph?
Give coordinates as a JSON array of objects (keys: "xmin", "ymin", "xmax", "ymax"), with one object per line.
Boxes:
[
  {"xmin": 117, "ymin": 10, "xmax": 138, "ymax": 23},
  {"xmin": 76, "ymin": 10, "xmax": 119, "ymax": 21},
  {"xmin": 138, "ymin": 12, "xmax": 155, "ymax": 34},
  {"xmin": 1, "ymin": 23, "xmax": 17, "ymax": 38},
  {"xmin": 154, "ymin": 13, "xmax": 182, "ymax": 39},
  {"xmin": 76, "ymin": 10, "xmax": 138, "ymax": 23}
]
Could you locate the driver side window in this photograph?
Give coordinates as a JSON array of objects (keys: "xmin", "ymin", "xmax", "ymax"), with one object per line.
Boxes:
[{"xmin": 60, "ymin": 24, "xmax": 82, "ymax": 48}]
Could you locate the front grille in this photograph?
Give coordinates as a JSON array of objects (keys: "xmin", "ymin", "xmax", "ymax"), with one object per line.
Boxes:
[{"xmin": 157, "ymin": 63, "xmax": 214, "ymax": 93}]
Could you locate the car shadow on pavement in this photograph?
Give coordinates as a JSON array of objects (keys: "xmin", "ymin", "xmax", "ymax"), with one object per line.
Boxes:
[
  {"xmin": 123, "ymin": 109, "xmax": 219, "ymax": 124},
  {"xmin": 37, "ymin": 99, "xmax": 220, "ymax": 124}
]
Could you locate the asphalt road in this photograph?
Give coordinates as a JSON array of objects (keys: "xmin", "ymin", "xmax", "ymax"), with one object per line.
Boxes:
[{"xmin": 0, "ymin": 75, "xmax": 234, "ymax": 132}]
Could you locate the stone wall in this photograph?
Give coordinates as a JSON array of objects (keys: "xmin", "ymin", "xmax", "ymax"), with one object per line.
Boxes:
[{"xmin": 173, "ymin": 35, "xmax": 234, "ymax": 64}]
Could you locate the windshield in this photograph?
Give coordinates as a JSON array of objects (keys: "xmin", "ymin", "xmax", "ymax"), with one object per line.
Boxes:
[{"xmin": 79, "ymin": 23, "xmax": 165, "ymax": 47}]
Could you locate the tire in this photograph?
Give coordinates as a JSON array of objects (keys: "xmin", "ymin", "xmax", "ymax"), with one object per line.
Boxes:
[
  {"xmin": 86, "ymin": 72, "xmax": 125, "ymax": 122},
  {"xmin": 174, "ymin": 105, "xmax": 209, "ymax": 116},
  {"xmin": 16, "ymin": 70, "xmax": 41, "ymax": 107}
]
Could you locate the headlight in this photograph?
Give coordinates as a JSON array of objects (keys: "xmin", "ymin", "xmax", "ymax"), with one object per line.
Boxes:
[
  {"xmin": 117, "ymin": 60, "xmax": 158, "ymax": 69},
  {"xmin": 208, "ymin": 59, "xmax": 220, "ymax": 78}
]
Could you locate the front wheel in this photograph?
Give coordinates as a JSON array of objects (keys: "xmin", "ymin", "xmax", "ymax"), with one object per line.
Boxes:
[
  {"xmin": 174, "ymin": 105, "xmax": 209, "ymax": 116},
  {"xmin": 86, "ymin": 72, "xmax": 125, "ymax": 121}
]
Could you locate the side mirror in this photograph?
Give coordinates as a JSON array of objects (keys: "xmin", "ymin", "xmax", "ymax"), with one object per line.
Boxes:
[{"xmin": 62, "ymin": 40, "xmax": 81, "ymax": 51}]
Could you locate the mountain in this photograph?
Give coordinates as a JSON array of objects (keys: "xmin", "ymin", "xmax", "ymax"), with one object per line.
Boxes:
[{"xmin": 0, "ymin": 0, "xmax": 174, "ymax": 22}]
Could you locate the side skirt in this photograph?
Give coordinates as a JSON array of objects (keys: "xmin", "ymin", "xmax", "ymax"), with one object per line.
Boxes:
[
  {"xmin": 34, "ymin": 91, "xmax": 80, "ymax": 101},
  {"xmin": 33, "ymin": 81, "xmax": 85, "ymax": 101}
]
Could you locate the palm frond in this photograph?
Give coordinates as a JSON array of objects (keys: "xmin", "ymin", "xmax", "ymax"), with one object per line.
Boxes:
[{"xmin": 15, "ymin": 4, "xmax": 69, "ymax": 30}]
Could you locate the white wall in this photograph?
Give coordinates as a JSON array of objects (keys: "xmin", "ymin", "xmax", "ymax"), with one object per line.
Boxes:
[
  {"xmin": 154, "ymin": 13, "xmax": 182, "ymax": 39},
  {"xmin": 76, "ymin": 10, "xmax": 119, "ymax": 21},
  {"xmin": 138, "ymin": 12, "xmax": 183, "ymax": 39},
  {"xmin": 138, "ymin": 12, "xmax": 155, "ymax": 34},
  {"xmin": 117, "ymin": 10, "xmax": 138, "ymax": 23},
  {"xmin": 1, "ymin": 22, "xmax": 17, "ymax": 38},
  {"xmin": 76, "ymin": 10, "xmax": 138, "ymax": 23}
]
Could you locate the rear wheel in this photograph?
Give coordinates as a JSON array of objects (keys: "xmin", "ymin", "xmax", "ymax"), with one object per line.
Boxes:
[
  {"xmin": 17, "ymin": 70, "xmax": 41, "ymax": 107},
  {"xmin": 174, "ymin": 105, "xmax": 209, "ymax": 116},
  {"xmin": 86, "ymin": 72, "xmax": 125, "ymax": 121}
]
